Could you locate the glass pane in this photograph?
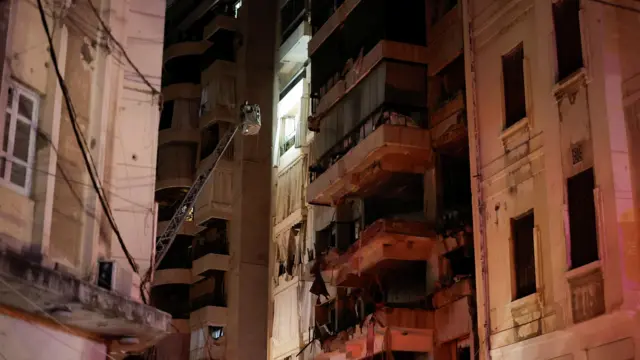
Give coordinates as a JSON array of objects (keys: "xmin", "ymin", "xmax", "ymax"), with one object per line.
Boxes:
[
  {"xmin": 13, "ymin": 120, "xmax": 30, "ymax": 162},
  {"xmin": 0, "ymin": 156, "xmax": 5, "ymax": 179},
  {"xmin": 2, "ymin": 113, "xmax": 9, "ymax": 152},
  {"xmin": 18, "ymin": 94, "xmax": 34, "ymax": 120},
  {"xmin": 6, "ymin": 86, "xmax": 13, "ymax": 107},
  {"xmin": 10, "ymin": 162, "xmax": 26, "ymax": 188}
]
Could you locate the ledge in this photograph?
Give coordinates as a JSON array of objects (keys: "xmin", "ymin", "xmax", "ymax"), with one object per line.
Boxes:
[{"xmin": 0, "ymin": 246, "xmax": 170, "ymax": 344}]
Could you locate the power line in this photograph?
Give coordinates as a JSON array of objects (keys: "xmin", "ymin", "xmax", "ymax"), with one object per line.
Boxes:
[
  {"xmin": 35, "ymin": 0, "xmax": 141, "ymax": 280},
  {"xmin": 85, "ymin": 0, "xmax": 161, "ymax": 98}
]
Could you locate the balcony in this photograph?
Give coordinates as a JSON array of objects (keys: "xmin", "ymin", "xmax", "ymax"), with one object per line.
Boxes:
[
  {"xmin": 307, "ymin": 122, "xmax": 432, "ymax": 206},
  {"xmin": 191, "ymin": 225, "xmax": 231, "ymax": 278},
  {"xmin": 190, "ymin": 275, "xmax": 228, "ymax": 329},
  {"xmin": 346, "ymin": 308, "xmax": 434, "ymax": 357},
  {"xmin": 430, "ymin": 91, "xmax": 468, "ymax": 153},
  {"xmin": 333, "ymin": 219, "xmax": 436, "ymax": 287},
  {"xmin": 310, "ymin": 41, "xmax": 428, "ymax": 132},
  {"xmin": 156, "ymin": 142, "xmax": 197, "ymax": 191},
  {"xmin": 193, "ymin": 155, "xmax": 233, "ymax": 225},
  {"xmin": 200, "ymin": 61, "xmax": 237, "ymax": 128},
  {"xmin": 315, "ymin": 306, "xmax": 434, "ymax": 359},
  {"xmin": 203, "ymin": 13, "xmax": 237, "ymax": 41},
  {"xmin": 0, "ymin": 246, "xmax": 170, "ymax": 347},
  {"xmin": 425, "ymin": 2, "xmax": 463, "ymax": 76},
  {"xmin": 162, "ymin": 43, "xmax": 205, "ymax": 89},
  {"xmin": 158, "ymin": 99, "xmax": 201, "ymax": 146},
  {"xmin": 309, "ymin": 0, "xmax": 361, "ymax": 56},
  {"xmin": 279, "ymin": 18, "xmax": 311, "ymax": 79}
]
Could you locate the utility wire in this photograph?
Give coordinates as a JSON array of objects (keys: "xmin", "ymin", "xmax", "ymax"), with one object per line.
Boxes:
[
  {"xmin": 35, "ymin": 0, "xmax": 141, "ymax": 277},
  {"xmin": 85, "ymin": 0, "xmax": 161, "ymax": 97}
]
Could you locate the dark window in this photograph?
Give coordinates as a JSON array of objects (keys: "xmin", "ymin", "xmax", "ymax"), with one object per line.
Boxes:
[
  {"xmin": 512, "ymin": 210, "xmax": 536, "ymax": 299},
  {"xmin": 553, "ymin": 0, "xmax": 583, "ymax": 81},
  {"xmin": 159, "ymin": 101, "xmax": 174, "ymax": 130},
  {"xmin": 200, "ymin": 124, "xmax": 220, "ymax": 160},
  {"xmin": 457, "ymin": 346, "xmax": 471, "ymax": 360},
  {"xmin": 502, "ymin": 43, "xmax": 526, "ymax": 129},
  {"xmin": 567, "ymin": 168, "xmax": 598, "ymax": 268}
]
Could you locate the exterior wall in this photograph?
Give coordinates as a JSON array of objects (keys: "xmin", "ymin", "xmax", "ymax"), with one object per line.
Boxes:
[
  {"xmin": 0, "ymin": 0, "xmax": 163, "ymax": 277},
  {"xmin": 466, "ymin": 0, "xmax": 640, "ymax": 358},
  {"xmin": 0, "ymin": 313, "xmax": 107, "ymax": 360}
]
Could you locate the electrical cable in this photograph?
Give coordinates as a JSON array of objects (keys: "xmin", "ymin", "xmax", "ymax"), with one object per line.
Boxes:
[
  {"xmin": 35, "ymin": 0, "xmax": 141, "ymax": 278},
  {"xmin": 85, "ymin": 0, "xmax": 161, "ymax": 97}
]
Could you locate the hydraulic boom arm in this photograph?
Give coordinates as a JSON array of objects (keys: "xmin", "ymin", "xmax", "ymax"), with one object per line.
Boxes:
[{"xmin": 151, "ymin": 102, "xmax": 261, "ymax": 274}]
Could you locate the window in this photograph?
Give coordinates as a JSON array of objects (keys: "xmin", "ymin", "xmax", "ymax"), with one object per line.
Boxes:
[
  {"xmin": 279, "ymin": 115, "xmax": 297, "ymax": 155},
  {"xmin": 502, "ymin": 43, "xmax": 526, "ymax": 129},
  {"xmin": 512, "ymin": 210, "xmax": 536, "ymax": 299},
  {"xmin": 553, "ymin": 0, "xmax": 583, "ymax": 81},
  {"xmin": 159, "ymin": 100, "xmax": 174, "ymax": 130},
  {"xmin": 567, "ymin": 168, "xmax": 598, "ymax": 268},
  {"xmin": 0, "ymin": 83, "xmax": 39, "ymax": 194},
  {"xmin": 199, "ymin": 85, "xmax": 209, "ymax": 117}
]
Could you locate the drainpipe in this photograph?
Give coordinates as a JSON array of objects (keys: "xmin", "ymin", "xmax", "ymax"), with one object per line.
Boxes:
[{"xmin": 460, "ymin": 0, "xmax": 491, "ymax": 359}]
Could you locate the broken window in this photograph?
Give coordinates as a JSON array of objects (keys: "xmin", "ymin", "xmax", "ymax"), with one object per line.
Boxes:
[
  {"xmin": 567, "ymin": 168, "xmax": 598, "ymax": 268},
  {"xmin": 502, "ymin": 43, "xmax": 526, "ymax": 129},
  {"xmin": 512, "ymin": 210, "xmax": 536, "ymax": 299},
  {"xmin": 159, "ymin": 100, "xmax": 174, "ymax": 130},
  {"xmin": 553, "ymin": 0, "xmax": 583, "ymax": 81}
]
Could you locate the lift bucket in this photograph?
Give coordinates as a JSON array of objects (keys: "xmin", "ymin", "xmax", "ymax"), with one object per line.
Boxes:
[{"xmin": 240, "ymin": 102, "xmax": 261, "ymax": 136}]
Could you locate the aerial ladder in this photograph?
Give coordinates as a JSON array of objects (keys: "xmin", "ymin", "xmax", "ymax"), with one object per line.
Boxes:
[{"xmin": 141, "ymin": 102, "xmax": 261, "ymax": 302}]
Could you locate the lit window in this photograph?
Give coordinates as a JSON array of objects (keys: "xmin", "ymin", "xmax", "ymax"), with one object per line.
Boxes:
[
  {"xmin": 279, "ymin": 115, "xmax": 297, "ymax": 154},
  {"xmin": 0, "ymin": 83, "xmax": 39, "ymax": 195}
]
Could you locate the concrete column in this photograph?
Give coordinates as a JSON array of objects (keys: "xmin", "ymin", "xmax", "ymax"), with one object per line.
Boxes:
[
  {"xmin": 227, "ymin": 0, "xmax": 277, "ymax": 358},
  {"xmin": 584, "ymin": 2, "xmax": 639, "ymax": 308},
  {"xmin": 31, "ymin": 22, "xmax": 69, "ymax": 253}
]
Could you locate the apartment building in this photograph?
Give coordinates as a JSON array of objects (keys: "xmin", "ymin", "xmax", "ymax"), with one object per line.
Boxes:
[
  {"xmin": 464, "ymin": 0, "xmax": 640, "ymax": 358},
  {"xmin": 270, "ymin": 0, "xmax": 313, "ymax": 359},
  {"xmin": 269, "ymin": 0, "xmax": 479, "ymax": 359},
  {"xmin": 0, "ymin": 0, "xmax": 170, "ymax": 359},
  {"xmin": 153, "ymin": 0, "xmax": 276, "ymax": 359}
]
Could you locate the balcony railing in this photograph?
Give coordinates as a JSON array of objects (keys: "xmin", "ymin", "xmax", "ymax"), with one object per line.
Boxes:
[{"xmin": 309, "ymin": 109, "xmax": 421, "ymax": 182}]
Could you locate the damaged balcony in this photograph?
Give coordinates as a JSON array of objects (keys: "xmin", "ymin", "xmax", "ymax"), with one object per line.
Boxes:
[
  {"xmin": 314, "ymin": 298, "xmax": 434, "ymax": 360},
  {"xmin": 334, "ymin": 219, "xmax": 437, "ymax": 287},
  {"xmin": 0, "ymin": 246, "xmax": 170, "ymax": 348},
  {"xmin": 307, "ymin": 39, "xmax": 430, "ymax": 206},
  {"xmin": 307, "ymin": 120, "xmax": 432, "ymax": 206},
  {"xmin": 346, "ymin": 308, "xmax": 434, "ymax": 358}
]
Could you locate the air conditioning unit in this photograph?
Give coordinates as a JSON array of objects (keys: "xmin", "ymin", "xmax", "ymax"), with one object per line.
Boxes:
[{"xmin": 97, "ymin": 260, "xmax": 134, "ymax": 299}]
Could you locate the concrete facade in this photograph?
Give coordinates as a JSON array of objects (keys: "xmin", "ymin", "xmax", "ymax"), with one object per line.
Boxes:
[
  {"xmin": 0, "ymin": 0, "xmax": 169, "ymax": 358},
  {"xmin": 465, "ymin": 0, "xmax": 640, "ymax": 358},
  {"xmin": 152, "ymin": 0, "xmax": 276, "ymax": 358}
]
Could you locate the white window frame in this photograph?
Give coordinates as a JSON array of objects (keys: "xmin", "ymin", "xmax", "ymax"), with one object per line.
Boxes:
[
  {"xmin": 280, "ymin": 114, "xmax": 297, "ymax": 150},
  {"xmin": 0, "ymin": 82, "xmax": 39, "ymax": 196}
]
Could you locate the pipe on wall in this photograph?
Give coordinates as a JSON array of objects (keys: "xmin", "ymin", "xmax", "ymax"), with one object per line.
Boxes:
[{"xmin": 461, "ymin": 0, "xmax": 492, "ymax": 359}]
